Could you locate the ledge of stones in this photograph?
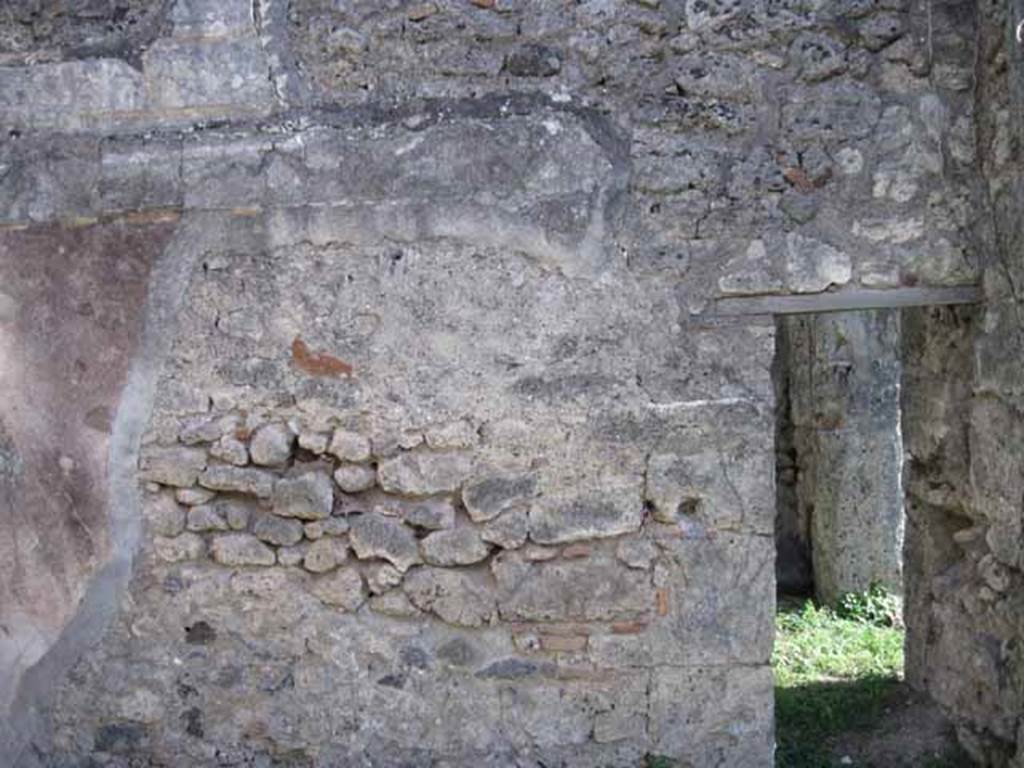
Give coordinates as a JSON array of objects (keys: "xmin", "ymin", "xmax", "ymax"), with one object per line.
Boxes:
[{"xmin": 139, "ymin": 412, "xmax": 673, "ymax": 638}]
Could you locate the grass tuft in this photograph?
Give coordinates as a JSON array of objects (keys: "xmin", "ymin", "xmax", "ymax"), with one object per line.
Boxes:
[{"xmin": 774, "ymin": 595, "xmax": 905, "ymax": 767}]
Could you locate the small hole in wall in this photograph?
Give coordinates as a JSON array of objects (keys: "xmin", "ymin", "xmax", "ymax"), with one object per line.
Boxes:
[
  {"xmin": 677, "ymin": 498, "xmax": 701, "ymax": 518},
  {"xmin": 294, "ymin": 446, "xmax": 319, "ymax": 463},
  {"xmin": 184, "ymin": 621, "xmax": 216, "ymax": 645}
]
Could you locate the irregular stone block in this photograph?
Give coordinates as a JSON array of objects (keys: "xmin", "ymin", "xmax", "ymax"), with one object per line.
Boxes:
[
  {"xmin": 475, "ymin": 657, "xmax": 554, "ymax": 679},
  {"xmin": 333, "ymin": 463, "xmax": 376, "ymax": 492},
  {"xmin": 303, "ymin": 538, "xmax": 348, "ymax": 573},
  {"xmin": 492, "ymin": 552, "xmax": 652, "ymax": 622},
  {"xmin": 210, "ymin": 534, "xmax": 276, "ymax": 567},
  {"xmin": 349, "ymin": 513, "xmax": 421, "ymax": 572},
  {"xmin": 153, "ymin": 533, "xmax": 205, "ymax": 563},
  {"xmin": 272, "ymin": 472, "xmax": 333, "ymax": 520},
  {"xmin": 369, "ymin": 591, "xmax": 420, "ymax": 618},
  {"xmin": 223, "ymin": 501, "xmax": 252, "ymax": 531},
  {"xmin": 277, "ymin": 542, "xmax": 310, "ymax": 567},
  {"xmin": 403, "ymin": 567, "xmax": 496, "ymax": 627},
  {"xmin": 139, "ymin": 446, "xmax": 207, "ymax": 487},
  {"xmin": 210, "ymin": 436, "xmax": 248, "ymax": 466},
  {"xmin": 480, "ymin": 508, "xmax": 529, "ymax": 550},
  {"xmin": 462, "ymin": 474, "xmax": 536, "ymax": 522},
  {"xmin": 298, "ymin": 431, "xmax": 330, "ymax": 454},
  {"xmin": 0, "ymin": 59, "xmax": 144, "ymax": 132},
  {"xmin": 175, "ymin": 487, "xmax": 216, "ymax": 506},
  {"xmin": 328, "ymin": 429, "xmax": 371, "ymax": 462},
  {"xmin": 785, "ymin": 233, "xmax": 852, "ymax": 293},
  {"xmin": 249, "ymin": 423, "xmax": 294, "ymax": 467},
  {"xmin": 366, "ymin": 563, "xmax": 403, "ymax": 594},
  {"xmin": 178, "ymin": 415, "xmax": 226, "ymax": 445},
  {"xmin": 144, "ymin": 494, "xmax": 185, "ymax": 537},
  {"xmin": 144, "ymin": 37, "xmax": 275, "ymax": 115},
  {"xmin": 253, "ymin": 515, "xmax": 304, "ymax": 547},
  {"xmin": 644, "ymin": 444, "xmax": 773, "ymax": 535},
  {"xmin": 198, "ymin": 466, "xmax": 276, "ymax": 497},
  {"xmin": 309, "ymin": 568, "xmax": 366, "ymax": 611},
  {"xmin": 529, "ymin": 493, "xmax": 642, "ymax": 544},
  {"xmin": 424, "ymin": 420, "xmax": 477, "ymax": 449},
  {"xmin": 378, "ymin": 452, "xmax": 472, "ymax": 496},
  {"xmin": 420, "ymin": 527, "xmax": 491, "ymax": 566},
  {"xmin": 321, "ymin": 517, "xmax": 350, "ymax": 537},
  {"xmin": 186, "ymin": 504, "xmax": 229, "ymax": 532},
  {"xmin": 652, "ymin": 533, "xmax": 775, "ymax": 665},
  {"xmin": 401, "ymin": 498, "xmax": 456, "ymax": 531}
]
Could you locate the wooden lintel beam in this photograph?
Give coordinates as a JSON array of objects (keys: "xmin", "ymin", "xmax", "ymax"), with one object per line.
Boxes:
[{"xmin": 712, "ymin": 286, "xmax": 983, "ymax": 317}]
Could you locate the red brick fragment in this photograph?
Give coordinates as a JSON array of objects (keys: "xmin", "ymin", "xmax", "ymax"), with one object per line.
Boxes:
[
  {"xmin": 656, "ymin": 588, "xmax": 669, "ymax": 616},
  {"xmin": 611, "ymin": 620, "xmax": 648, "ymax": 635},
  {"xmin": 291, "ymin": 337, "xmax": 353, "ymax": 378}
]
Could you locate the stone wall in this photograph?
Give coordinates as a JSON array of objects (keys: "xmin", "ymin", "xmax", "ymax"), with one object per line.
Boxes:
[
  {"xmin": 901, "ymin": 3, "xmax": 1024, "ymax": 764},
  {"xmin": 0, "ymin": 1, "xmax": 997, "ymax": 766}
]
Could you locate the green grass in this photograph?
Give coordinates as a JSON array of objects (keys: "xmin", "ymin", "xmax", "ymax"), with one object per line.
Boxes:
[{"xmin": 774, "ymin": 595, "xmax": 905, "ymax": 768}]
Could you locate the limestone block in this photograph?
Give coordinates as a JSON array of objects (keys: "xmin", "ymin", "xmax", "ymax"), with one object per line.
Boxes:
[
  {"xmin": 144, "ymin": 494, "xmax": 185, "ymax": 537},
  {"xmin": 403, "ymin": 568, "xmax": 496, "ymax": 627},
  {"xmin": 349, "ymin": 513, "xmax": 422, "ymax": 572},
  {"xmin": 420, "ymin": 527, "xmax": 491, "ymax": 566},
  {"xmin": 298, "ymin": 431, "xmax": 330, "ymax": 454},
  {"xmin": 366, "ymin": 563, "xmax": 403, "ymax": 594},
  {"xmin": 210, "ymin": 436, "xmax": 248, "ymax": 466},
  {"xmin": 321, "ymin": 517, "xmax": 350, "ymax": 537},
  {"xmin": 186, "ymin": 504, "xmax": 229, "ymax": 532},
  {"xmin": 309, "ymin": 568, "xmax": 366, "ymax": 611},
  {"xmin": 378, "ymin": 452, "xmax": 473, "ymax": 496},
  {"xmin": 153, "ymin": 533, "xmax": 206, "ymax": 563},
  {"xmin": 139, "ymin": 446, "xmax": 207, "ymax": 487},
  {"xmin": 142, "ymin": 37, "xmax": 275, "ymax": 113},
  {"xmin": 253, "ymin": 515, "xmax": 304, "ymax": 547},
  {"xmin": 369, "ymin": 591, "xmax": 420, "ymax": 618},
  {"xmin": 480, "ymin": 509, "xmax": 529, "ymax": 550},
  {"xmin": 333, "ymin": 463, "xmax": 376, "ymax": 493},
  {"xmin": 276, "ymin": 542, "xmax": 310, "ymax": 567},
  {"xmin": 529, "ymin": 491, "xmax": 642, "ymax": 545},
  {"xmin": 492, "ymin": 551, "xmax": 652, "ymax": 622},
  {"xmin": 272, "ymin": 472, "xmax": 333, "ymax": 520},
  {"xmin": 401, "ymin": 498, "xmax": 456, "ymax": 531},
  {"xmin": 199, "ymin": 466, "xmax": 276, "ymax": 497},
  {"xmin": 462, "ymin": 474, "xmax": 536, "ymax": 522},
  {"xmin": 249, "ymin": 423, "xmax": 294, "ymax": 467},
  {"xmin": 785, "ymin": 233, "xmax": 852, "ymax": 293},
  {"xmin": 175, "ymin": 487, "xmax": 216, "ymax": 506},
  {"xmin": 303, "ymin": 538, "xmax": 349, "ymax": 573},
  {"xmin": 328, "ymin": 430, "xmax": 372, "ymax": 463},
  {"xmin": 644, "ymin": 443, "xmax": 774, "ymax": 535},
  {"xmin": 209, "ymin": 534, "xmax": 276, "ymax": 567}
]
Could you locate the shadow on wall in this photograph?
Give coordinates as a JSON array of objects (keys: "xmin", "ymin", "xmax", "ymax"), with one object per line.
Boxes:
[{"xmin": 776, "ymin": 677, "xmax": 969, "ymax": 768}]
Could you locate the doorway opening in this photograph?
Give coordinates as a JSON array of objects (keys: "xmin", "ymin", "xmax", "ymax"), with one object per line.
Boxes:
[{"xmin": 769, "ymin": 301, "xmax": 979, "ymax": 767}]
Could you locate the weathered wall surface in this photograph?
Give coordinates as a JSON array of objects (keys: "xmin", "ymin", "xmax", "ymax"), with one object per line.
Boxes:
[
  {"xmin": 901, "ymin": 3, "xmax": 1024, "ymax": 765},
  {"xmin": 0, "ymin": 0, "xmax": 994, "ymax": 766},
  {"xmin": 775, "ymin": 309, "xmax": 904, "ymax": 603}
]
